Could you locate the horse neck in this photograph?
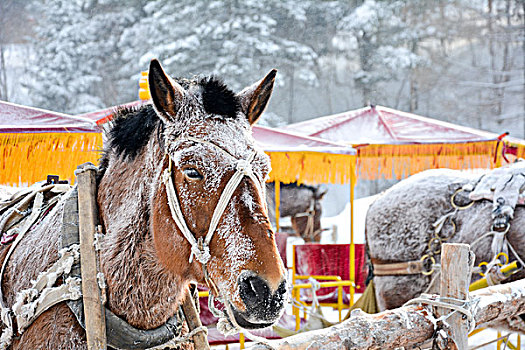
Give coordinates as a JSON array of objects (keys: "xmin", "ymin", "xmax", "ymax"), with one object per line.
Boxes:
[{"xmin": 97, "ymin": 142, "xmax": 187, "ymax": 329}]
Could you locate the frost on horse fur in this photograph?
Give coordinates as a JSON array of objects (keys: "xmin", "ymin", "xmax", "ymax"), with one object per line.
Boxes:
[
  {"xmin": 0, "ymin": 59, "xmax": 287, "ymax": 349},
  {"xmin": 366, "ymin": 168, "xmax": 525, "ymax": 332}
]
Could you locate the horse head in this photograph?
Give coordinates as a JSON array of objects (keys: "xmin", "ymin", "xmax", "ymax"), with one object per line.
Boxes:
[
  {"xmin": 146, "ymin": 59, "xmax": 287, "ymax": 329},
  {"xmin": 291, "ymin": 186, "xmax": 326, "ymax": 242}
]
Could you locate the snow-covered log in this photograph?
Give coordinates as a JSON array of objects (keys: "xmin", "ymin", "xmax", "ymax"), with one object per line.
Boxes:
[{"xmin": 250, "ymin": 279, "xmax": 525, "ymax": 350}]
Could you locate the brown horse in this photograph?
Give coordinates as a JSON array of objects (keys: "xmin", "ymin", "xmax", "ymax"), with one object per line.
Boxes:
[
  {"xmin": 266, "ymin": 182, "xmax": 326, "ymax": 242},
  {"xmin": 0, "ymin": 59, "xmax": 287, "ymax": 349}
]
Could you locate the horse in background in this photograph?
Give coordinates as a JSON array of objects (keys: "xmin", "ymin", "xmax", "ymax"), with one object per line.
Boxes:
[
  {"xmin": 266, "ymin": 182, "xmax": 326, "ymax": 242},
  {"xmin": 0, "ymin": 59, "xmax": 287, "ymax": 349},
  {"xmin": 366, "ymin": 165, "xmax": 525, "ymax": 332}
]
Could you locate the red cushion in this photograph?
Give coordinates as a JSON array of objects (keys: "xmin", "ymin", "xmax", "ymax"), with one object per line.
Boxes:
[{"xmin": 294, "ymin": 243, "xmax": 367, "ymax": 298}]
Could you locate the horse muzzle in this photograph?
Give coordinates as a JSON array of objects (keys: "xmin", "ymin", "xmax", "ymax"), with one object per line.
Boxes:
[{"xmin": 231, "ymin": 271, "xmax": 287, "ymax": 329}]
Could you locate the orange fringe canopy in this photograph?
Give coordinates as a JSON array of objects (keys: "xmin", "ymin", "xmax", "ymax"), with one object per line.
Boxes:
[
  {"xmin": 267, "ymin": 151, "xmax": 357, "ymax": 186},
  {"xmin": 0, "ymin": 133, "xmax": 102, "ymax": 186},
  {"xmin": 356, "ymin": 140, "xmax": 505, "ymax": 180},
  {"xmin": 0, "ymin": 133, "xmax": 357, "ymax": 187}
]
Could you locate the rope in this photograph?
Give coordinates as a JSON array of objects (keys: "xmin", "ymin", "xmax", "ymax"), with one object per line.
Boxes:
[
  {"xmin": 163, "ymin": 137, "xmax": 262, "ymax": 265},
  {"xmin": 165, "ymin": 135, "xmax": 276, "ymax": 346},
  {"xmin": 423, "ymin": 271, "xmax": 441, "ymax": 294},
  {"xmin": 163, "ymin": 168, "xmax": 209, "ymax": 264},
  {"xmin": 145, "ymin": 326, "xmax": 209, "ymax": 350},
  {"xmin": 404, "ymin": 294, "xmax": 477, "ymax": 333}
]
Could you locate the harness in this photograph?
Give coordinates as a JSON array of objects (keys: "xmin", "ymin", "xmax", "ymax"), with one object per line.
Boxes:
[
  {"xmin": 0, "ymin": 177, "xmax": 198, "ymax": 349},
  {"xmin": 371, "ymin": 163, "xmax": 525, "ymax": 285},
  {"xmin": 0, "ymin": 135, "xmax": 270, "ymax": 348},
  {"xmin": 292, "ymin": 198, "xmax": 322, "ymax": 241},
  {"xmin": 163, "ymin": 136, "xmax": 264, "ymax": 292}
]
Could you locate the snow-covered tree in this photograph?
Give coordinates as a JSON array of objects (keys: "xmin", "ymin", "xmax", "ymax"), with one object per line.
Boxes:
[
  {"xmin": 119, "ymin": 1, "xmax": 319, "ymax": 90},
  {"xmin": 25, "ymin": 0, "xmax": 141, "ymax": 113},
  {"xmin": 336, "ymin": 0, "xmax": 429, "ymax": 107}
]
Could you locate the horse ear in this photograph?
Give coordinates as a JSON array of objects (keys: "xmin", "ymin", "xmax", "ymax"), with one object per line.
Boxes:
[
  {"xmin": 237, "ymin": 69, "xmax": 277, "ymax": 125},
  {"xmin": 148, "ymin": 59, "xmax": 185, "ymax": 122},
  {"xmin": 316, "ymin": 188, "xmax": 328, "ymax": 200}
]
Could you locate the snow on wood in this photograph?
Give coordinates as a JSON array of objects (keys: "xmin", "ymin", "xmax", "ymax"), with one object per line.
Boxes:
[
  {"xmin": 77, "ymin": 165, "xmax": 107, "ymax": 350},
  {"xmin": 437, "ymin": 243, "xmax": 471, "ymax": 350},
  {"xmin": 249, "ymin": 278, "xmax": 525, "ymax": 349}
]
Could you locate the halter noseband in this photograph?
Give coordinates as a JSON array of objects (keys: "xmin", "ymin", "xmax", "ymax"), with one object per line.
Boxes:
[
  {"xmin": 161, "ymin": 136, "xmax": 265, "ymax": 293},
  {"xmin": 293, "ymin": 198, "xmax": 321, "ymax": 240}
]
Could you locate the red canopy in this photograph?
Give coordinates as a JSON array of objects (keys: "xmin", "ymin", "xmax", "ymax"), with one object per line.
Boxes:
[
  {"xmin": 283, "ymin": 105, "xmax": 523, "ymax": 180},
  {"xmin": 0, "ymin": 100, "xmax": 100, "ymax": 133},
  {"xmin": 284, "ymin": 105, "xmax": 498, "ymax": 145},
  {"xmin": 0, "ymin": 100, "xmax": 102, "ymax": 185},
  {"xmin": 79, "ymin": 103, "xmax": 355, "ymax": 155},
  {"xmin": 81, "ymin": 103, "xmax": 357, "ymax": 184},
  {"xmin": 79, "ymin": 101, "xmax": 144, "ymax": 126},
  {"xmin": 252, "ymin": 125, "xmax": 355, "ymax": 155}
]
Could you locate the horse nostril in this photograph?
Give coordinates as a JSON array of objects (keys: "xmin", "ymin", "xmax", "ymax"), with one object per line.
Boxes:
[
  {"xmin": 276, "ymin": 280, "xmax": 287, "ymax": 296},
  {"xmin": 239, "ymin": 275, "xmax": 271, "ymax": 307}
]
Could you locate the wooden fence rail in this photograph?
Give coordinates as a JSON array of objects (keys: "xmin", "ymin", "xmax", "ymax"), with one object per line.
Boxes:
[{"xmin": 251, "ymin": 244, "xmax": 525, "ymax": 350}]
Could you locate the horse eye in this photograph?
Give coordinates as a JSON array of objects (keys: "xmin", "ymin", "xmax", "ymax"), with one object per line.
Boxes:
[{"xmin": 183, "ymin": 168, "xmax": 203, "ymax": 180}]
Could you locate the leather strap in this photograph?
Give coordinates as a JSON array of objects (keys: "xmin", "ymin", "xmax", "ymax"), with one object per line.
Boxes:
[{"xmin": 372, "ymin": 259, "xmax": 424, "ymax": 276}]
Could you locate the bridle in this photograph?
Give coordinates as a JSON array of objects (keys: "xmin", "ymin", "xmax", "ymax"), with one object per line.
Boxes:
[
  {"xmin": 162, "ymin": 135, "xmax": 277, "ymax": 343},
  {"xmin": 161, "ymin": 135, "xmax": 266, "ymax": 296},
  {"xmin": 293, "ymin": 198, "xmax": 321, "ymax": 241}
]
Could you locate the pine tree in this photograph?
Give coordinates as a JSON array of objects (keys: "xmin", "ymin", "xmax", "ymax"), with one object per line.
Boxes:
[{"xmin": 26, "ymin": 0, "xmax": 141, "ymax": 113}]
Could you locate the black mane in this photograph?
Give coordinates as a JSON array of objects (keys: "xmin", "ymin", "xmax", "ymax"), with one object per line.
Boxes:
[
  {"xmin": 104, "ymin": 105, "xmax": 162, "ymax": 161},
  {"xmin": 99, "ymin": 76, "xmax": 239, "ymax": 166},
  {"xmin": 199, "ymin": 76, "xmax": 240, "ymax": 119}
]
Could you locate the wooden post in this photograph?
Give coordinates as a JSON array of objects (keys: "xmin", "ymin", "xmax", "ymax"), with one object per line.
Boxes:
[
  {"xmin": 76, "ymin": 165, "xmax": 107, "ymax": 350},
  {"xmin": 438, "ymin": 243, "xmax": 472, "ymax": 350},
  {"xmin": 181, "ymin": 292, "xmax": 210, "ymax": 350}
]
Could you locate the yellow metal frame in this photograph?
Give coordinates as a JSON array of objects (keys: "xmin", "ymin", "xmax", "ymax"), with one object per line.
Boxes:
[
  {"xmin": 290, "ymin": 244, "xmax": 357, "ymax": 331},
  {"xmin": 469, "ymin": 327, "xmax": 521, "ymax": 350},
  {"xmin": 469, "ymin": 261, "xmax": 520, "ymax": 291},
  {"xmin": 497, "ymin": 331, "xmax": 521, "ymax": 350},
  {"xmin": 467, "ymin": 263, "xmax": 522, "ymax": 350}
]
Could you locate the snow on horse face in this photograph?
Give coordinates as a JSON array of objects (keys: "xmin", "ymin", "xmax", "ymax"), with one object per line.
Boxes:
[{"xmin": 1, "ymin": 59, "xmax": 286, "ymax": 349}]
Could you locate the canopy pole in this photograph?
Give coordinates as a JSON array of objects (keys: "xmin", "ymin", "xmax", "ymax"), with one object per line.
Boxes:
[
  {"xmin": 275, "ymin": 181, "xmax": 280, "ymax": 232},
  {"xmin": 349, "ymin": 167, "xmax": 355, "ymax": 306}
]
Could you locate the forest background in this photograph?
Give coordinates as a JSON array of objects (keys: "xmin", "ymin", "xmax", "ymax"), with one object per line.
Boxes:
[{"xmin": 0, "ymin": 0, "xmax": 524, "ymax": 209}]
